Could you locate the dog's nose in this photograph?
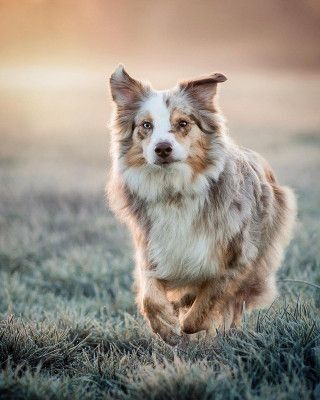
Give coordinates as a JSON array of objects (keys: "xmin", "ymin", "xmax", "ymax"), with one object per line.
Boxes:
[{"xmin": 154, "ymin": 142, "xmax": 172, "ymax": 159}]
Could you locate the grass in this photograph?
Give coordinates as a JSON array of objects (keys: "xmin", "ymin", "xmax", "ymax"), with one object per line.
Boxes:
[{"xmin": 0, "ymin": 83, "xmax": 320, "ymax": 398}]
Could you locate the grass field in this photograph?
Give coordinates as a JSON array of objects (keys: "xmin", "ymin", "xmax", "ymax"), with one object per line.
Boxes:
[{"xmin": 0, "ymin": 73, "xmax": 320, "ymax": 399}]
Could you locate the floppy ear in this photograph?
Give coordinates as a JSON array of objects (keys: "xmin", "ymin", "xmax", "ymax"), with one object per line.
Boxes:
[
  {"xmin": 179, "ymin": 73, "xmax": 227, "ymax": 108},
  {"xmin": 109, "ymin": 64, "xmax": 148, "ymax": 107}
]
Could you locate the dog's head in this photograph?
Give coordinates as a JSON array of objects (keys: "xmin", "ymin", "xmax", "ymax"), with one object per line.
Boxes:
[{"xmin": 109, "ymin": 65, "xmax": 227, "ymax": 183}]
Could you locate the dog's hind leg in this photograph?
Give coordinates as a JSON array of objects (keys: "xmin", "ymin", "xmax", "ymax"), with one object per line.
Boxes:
[{"xmin": 180, "ymin": 268, "xmax": 254, "ymax": 335}]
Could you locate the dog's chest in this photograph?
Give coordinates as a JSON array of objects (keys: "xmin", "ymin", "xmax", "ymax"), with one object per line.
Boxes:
[{"xmin": 147, "ymin": 198, "xmax": 219, "ymax": 282}]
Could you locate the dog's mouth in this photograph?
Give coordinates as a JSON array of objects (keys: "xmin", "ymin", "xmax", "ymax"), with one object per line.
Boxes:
[{"xmin": 154, "ymin": 159, "xmax": 180, "ymax": 166}]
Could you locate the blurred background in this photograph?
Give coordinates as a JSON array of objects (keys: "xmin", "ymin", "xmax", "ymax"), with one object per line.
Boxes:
[{"xmin": 1, "ymin": 0, "xmax": 320, "ymax": 192}]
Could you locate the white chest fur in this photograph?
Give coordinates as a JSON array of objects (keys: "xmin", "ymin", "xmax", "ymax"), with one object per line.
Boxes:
[{"xmin": 147, "ymin": 196, "xmax": 219, "ymax": 283}]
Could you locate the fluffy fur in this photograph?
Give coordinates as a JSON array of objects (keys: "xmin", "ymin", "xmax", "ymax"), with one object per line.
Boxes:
[{"xmin": 107, "ymin": 65, "xmax": 297, "ymax": 344}]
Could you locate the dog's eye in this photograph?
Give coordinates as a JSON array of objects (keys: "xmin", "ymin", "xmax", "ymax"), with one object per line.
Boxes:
[
  {"xmin": 142, "ymin": 121, "xmax": 152, "ymax": 130},
  {"xmin": 179, "ymin": 120, "xmax": 188, "ymax": 128}
]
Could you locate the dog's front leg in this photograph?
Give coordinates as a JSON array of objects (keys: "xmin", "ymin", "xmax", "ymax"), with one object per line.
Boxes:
[
  {"xmin": 180, "ymin": 281, "xmax": 222, "ymax": 334},
  {"xmin": 138, "ymin": 273, "xmax": 181, "ymax": 344}
]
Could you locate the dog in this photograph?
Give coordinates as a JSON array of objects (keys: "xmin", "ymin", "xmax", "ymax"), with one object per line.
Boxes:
[{"xmin": 107, "ymin": 65, "xmax": 296, "ymax": 344}]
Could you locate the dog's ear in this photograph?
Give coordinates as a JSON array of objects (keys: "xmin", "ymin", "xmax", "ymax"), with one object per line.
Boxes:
[
  {"xmin": 109, "ymin": 65, "xmax": 148, "ymax": 107},
  {"xmin": 179, "ymin": 73, "xmax": 227, "ymax": 108}
]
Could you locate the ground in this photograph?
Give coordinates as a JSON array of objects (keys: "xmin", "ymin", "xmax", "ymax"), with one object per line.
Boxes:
[{"xmin": 0, "ymin": 73, "xmax": 319, "ymax": 399}]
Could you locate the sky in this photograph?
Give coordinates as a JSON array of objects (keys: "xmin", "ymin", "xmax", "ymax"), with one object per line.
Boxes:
[
  {"xmin": 0, "ymin": 0, "xmax": 319, "ymax": 142},
  {"xmin": 1, "ymin": 0, "xmax": 320, "ymax": 73}
]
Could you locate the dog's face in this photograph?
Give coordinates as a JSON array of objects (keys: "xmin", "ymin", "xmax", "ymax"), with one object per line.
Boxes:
[{"xmin": 109, "ymin": 65, "xmax": 227, "ymax": 178}]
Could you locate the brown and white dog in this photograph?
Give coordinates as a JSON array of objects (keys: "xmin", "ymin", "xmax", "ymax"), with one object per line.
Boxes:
[{"xmin": 107, "ymin": 65, "xmax": 296, "ymax": 344}]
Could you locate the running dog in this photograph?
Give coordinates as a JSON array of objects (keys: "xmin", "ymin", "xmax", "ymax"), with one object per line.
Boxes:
[{"xmin": 107, "ymin": 65, "xmax": 296, "ymax": 344}]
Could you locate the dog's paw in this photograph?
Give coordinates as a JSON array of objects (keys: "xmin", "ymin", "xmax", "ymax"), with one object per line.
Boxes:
[
  {"xmin": 181, "ymin": 304, "xmax": 224, "ymax": 335},
  {"xmin": 180, "ymin": 310, "xmax": 219, "ymax": 335},
  {"xmin": 143, "ymin": 297, "xmax": 181, "ymax": 345},
  {"xmin": 149, "ymin": 314, "xmax": 181, "ymax": 345},
  {"xmin": 181, "ymin": 316, "xmax": 204, "ymax": 335}
]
